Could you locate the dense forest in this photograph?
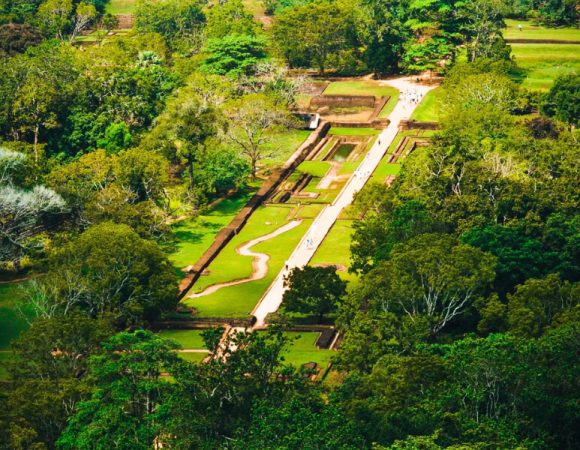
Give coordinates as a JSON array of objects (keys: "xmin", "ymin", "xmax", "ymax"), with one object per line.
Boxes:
[{"xmin": 0, "ymin": 0, "xmax": 578, "ymax": 448}]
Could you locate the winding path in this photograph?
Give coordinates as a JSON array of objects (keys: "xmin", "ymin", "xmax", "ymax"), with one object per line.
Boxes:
[{"xmin": 188, "ymin": 219, "xmax": 303, "ymax": 298}]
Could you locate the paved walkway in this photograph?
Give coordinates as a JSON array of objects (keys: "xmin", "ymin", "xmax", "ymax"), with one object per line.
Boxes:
[{"xmin": 251, "ymin": 77, "xmax": 436, "ymax": 326}]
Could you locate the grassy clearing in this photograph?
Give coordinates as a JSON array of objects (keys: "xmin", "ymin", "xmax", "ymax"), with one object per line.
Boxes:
[
  {"xmin": 0, "ymin": 282, "xmax": 31, "ymax": 350},
  {"xmin": 297, "ymin": 160, "xmax": 332, "ymax": 177},
  {"xmin": 329, "ymin": 127, "xmax": 380, "ymax": 136},
  {"xmin": 310, "ymin": 220, "xmax": 358, "ymax": 284},
  {"xmin": 511, "ymin": 43, "xmax": 580, "ymax": 90},
  {"xmin": 184, "ymin": 217, "xmax": 313, "ymax": 318},
  {"xmin": 157, "ymin": 329, "xmax": 207, "ymax": 349},
  {"xmin": 504, "ymin": 19, "xmax": 580, "ymax": 41},
  {"xmin": 167, "ymin": 191, "xmax": 255, "ymax": 277},
  {"xmin": 282, "ymin": 332, "xmax": 334, "ymax": 368},
  {"xmin": 323, "ymin": 80, "xmax": 399, "ymax": 99},
  {"xmin": 105, "ymin": 0, "xmax": 137, "ymax": 15},
  {"xmin": 179, "ymin": 352, "xmax": 208, "ymax": 363},
  {"xmin": 378, "ymin": 90, "xmax": 401, "ymax": 118},
  {"xmin": 371, "ymin": 163, "xmax": 401, "ymax": 181},
  {"xmin": 410, "ymin": 87, "xmax": 442, "ymax": 122},
  {"xmin": 261, "ymin": 129, "xmax": 311, "ymax": 168},
  {"xmin": 192, "ymin": 205, "xmax": 295, "ymax": 292}
]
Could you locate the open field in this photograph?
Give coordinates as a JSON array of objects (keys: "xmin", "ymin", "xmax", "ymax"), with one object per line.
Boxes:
[
  {"xmin": 167, "ymin": 191, "xmax": 255, "ymax": 277},
  {"xmin": 323, "ymin": 80, "xmax": 399, "ymax": 98},
  {"xmin": 410, "ymin": 87, "xmax": 442, "ymax": 122},
  {"xmin": 183, "ymin": 205, "xmax": 317, "ymax": 317},
  {"xmin": 328, "ymin": 127, "xmax": 380, "ymax": 136},
  {"xmin": 504, "ymin": 19, "xmax": 580, "ymax": 41},
  {"xmin": 179, "ymin": 352, "xmax": 208, "ymax": 363},
  {"xmin": 261, "ymin": 129, "xmax": 311, "ymax": 169},
  {"xmin": 309, "ymin": 220, "xmax": 358, "ymax": 283},
  {"xmin": 105, "ymin": 0, "xmax": 137, "ymax": 15},
  {"xmin": 0, "ymin": 282, "xmax": 31, "ymax": 350},
  {"xmin": 282, "ymin": 332, "xmax": 334, "ymax": 368},
  {"xmin": 157, "ymin": 329, "xmax": 207, "ymax": 349},
  {"xmin": 511, "ymin": 43, "xmax": 580, "ymax": 90}
]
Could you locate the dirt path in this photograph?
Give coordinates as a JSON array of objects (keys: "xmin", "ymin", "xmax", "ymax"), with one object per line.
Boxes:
[{"xmin": 188, "ymin": 220, "xmax": 303, "ymax": 298}]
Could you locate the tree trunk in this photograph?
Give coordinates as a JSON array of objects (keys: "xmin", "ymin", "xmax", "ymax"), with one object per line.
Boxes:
[{"xmin": 33, "ymin": 124, "xmax": 39, "ymax": 162}]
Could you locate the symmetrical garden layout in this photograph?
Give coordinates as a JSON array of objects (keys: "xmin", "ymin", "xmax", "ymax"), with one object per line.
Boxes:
[{"xmin": 178, "ymin": 77, "xmax": 435, "ymax": 326}]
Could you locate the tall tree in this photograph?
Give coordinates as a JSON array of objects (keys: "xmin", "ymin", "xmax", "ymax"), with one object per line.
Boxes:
[
  {"xmin": 223, "ymin": 92, "xmax": 293, "ymax": 179},
  {"xmin": 283, "ymin": 265, "xmax": 347, "ymax": 322}
]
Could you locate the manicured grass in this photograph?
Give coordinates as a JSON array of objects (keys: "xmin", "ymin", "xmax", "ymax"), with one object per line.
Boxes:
[
  {"xmin": 105, "ymin": 0, "xmax": 137, "ymax": 15},
  {"xmin": 167, "ymin": 190, "xmax": 255, "ymax": 276},
  {"xmin": 297, "ymin": 160, "xmax": 332, "ymax": 178},
  {"xmin": 511, "ymin": 43, "xmax": 580, "ymax": 90},
  {"xmin": 323, "ymin": 80, "xmax": 399, "ymax": 98},
  {"xmin": 184, "ymin": 216, "xmax": 314, "ymax": 318},
  {"xmin": 310, "ymin": 220, "xmax": 358, "ymax": 283},
  {"xmin": 328, "ymin": 127, "xmax": 380, "ymax": 136},
  {"xmin": 378, "ymin": 90, "xmax": 401, "ymax": 118},
  {"xmin": 192, "ymin": 205, "xmax": 295, "ymax": 292},
  {"xmin": 281, "ymin": 332, "xmax": 334, "ymax": 368},
  {"xmin": 371, "ymin": 163, "xmax": 401, "ymax": 182},
  {"xmin": 410, "ymin": 87, "xmax": 442, "ymax": 122},
  {"xmin": 157, "ymin": 329, "xmax": 207, "ymax": 349},
  {"xmin": 504, "ymin": 19, "xmax": 580, "ymax": 41},
  {"xmin": 261, "ymin": 129, "xmax": 311, "ymax": 168},
  {"xmin": 179, "ymin": 352, "xmax": 208, "ymax": 364},
  {"xmin": 0, "ymin": 282, "xmax": 31, "ymax": 350}
]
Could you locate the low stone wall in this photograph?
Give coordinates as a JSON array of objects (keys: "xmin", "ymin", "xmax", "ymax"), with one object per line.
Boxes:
[
  {"xmin": 152, "ymin": 318, "xmax": 253, "ymax": 329},
  {"xmin": 328, "ymin": 118, "xmax": 390, "ymax": 129},
  {"xmin": 116, "ymin": 14, "xmax": 134, "ymax": 29},
  {"xmin": 368, "ymin": 96, "xmax": 390, "ymax": 121},
  {"xmin": 177, "ymin": 122, "xmax": 331, "ymax": 299},
  {"xmin": 310, "ymin": 95, "xmax": 376, "ymax": 109},
  {"xmin": 400, "ymin": 120, "xmax": 439, "ymax": 130}
]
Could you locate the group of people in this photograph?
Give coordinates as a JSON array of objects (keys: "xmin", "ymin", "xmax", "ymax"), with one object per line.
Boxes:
[{"xmin": 400, "ymin": 88, "xmax": 424, "ymax": 108}]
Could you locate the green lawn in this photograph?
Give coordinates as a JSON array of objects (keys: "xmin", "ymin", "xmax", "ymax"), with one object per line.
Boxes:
[
  {"xmin": 105, "ymin": 0, "xmax": 137, "ymax": 15},
  {"xmin": 310, "ymin": 220, "xmax": 358, "ymax": 284},
  {"xmin": 297, "ymin": 160, "xmax": 332, "ymax": 178},
  {"xmin": 183, "ymin": 205, "xmax": 319, "ymax": 318},
  {"xmin": 167, "ymin": 190, "xmax": 255, "ymax": 276},
  {"xmin": 378, "ymin": 90, "xmax": 401, "ymax": 118},
  {"xmin": 504, "ymin": 19, "xmax": 580, "ymax": 41},
  {"xmin": 179, "ymin": 352, "xmax": 208, "ymax": 364},
  {"xmin": 323, "ymin": 80, "xmax": 399, "ymax": 99},
  {"xmin": 282, "ymin": 332, "xmax": 334, "ymax": 368},
  {"xmin": 511, "ymin": 43, "xmax": 580, "ymax": 90},
  {"xmin": 261, "ymin": 129, "xmax": 311, "ymax": 169},
  {"xmin": 157, "ymin": 329, "xmax": 207, "ymax": 349},
  {"xmin": 191, "ymin": 205, "xmax": 295, "ymax": 292},
  {"xmin": 410, "ymin": 87, "xmax": 442, "ymax": 122},
  {"xmin": 0, "ymin": 282, "xmax": 31, "ymax": 350},
  {"xmin": 328, "ymin": 127, "xmax": 380, "ymax": 136}
]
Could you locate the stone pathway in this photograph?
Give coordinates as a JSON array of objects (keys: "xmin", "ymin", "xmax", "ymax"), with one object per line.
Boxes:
[{"xmin": 251, "ymin": 77, "xmax": 436, "ymax": 326}]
